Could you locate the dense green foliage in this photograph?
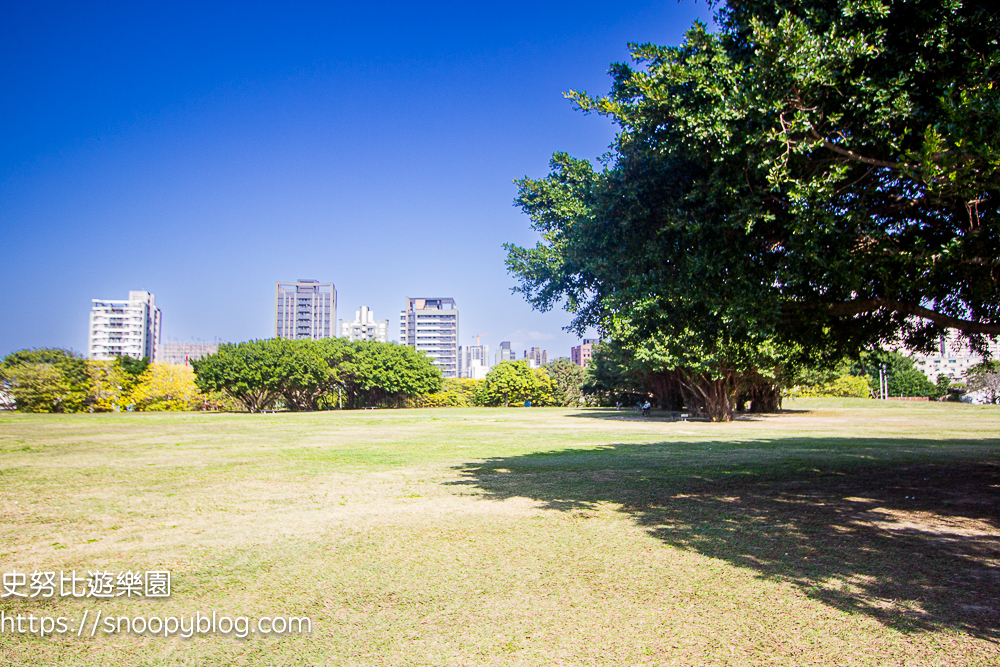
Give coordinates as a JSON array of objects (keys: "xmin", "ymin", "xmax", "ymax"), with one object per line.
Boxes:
[
  {"xmin": 578, "ymin": 337, "xmax": 784, "ymax": 418},
  {"xmin": 856, "ymin": 350, "xmax": 939, "ymax": 398},
  {"xmin": 326, "ymin": 338, "xmax": 444, "ymax": 408},
  {"xmin": 542, "ymin": 358, "xmax": 589, "ymax": 406},
  {"xmin": 415, "ymin": 378, "xmax": 482, "ymax": 407},
  {"xmin": 191, "ymin": 338, "xmax": 442, "ymax": 411},
  {"xmin": 0, "ymin": 350, "xmax": 198, "ymax": 413},
  {"xmin": 506, "ymin": 0, "xmax": 1000, "ymax": 419},
  {"xmin": 476, "ymin": 361, "xmax": 555, "ymax": 407},
  {"xmin": 966, "ymin": 361, "xmax": 1000, "ymax": 403},
  {"xmin": 1, "ymin": 348, "xmax": 91, "ymax": 413}
]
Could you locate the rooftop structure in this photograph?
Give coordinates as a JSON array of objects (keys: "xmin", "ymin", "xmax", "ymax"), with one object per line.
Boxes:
[{"xmin": 341, "ymin": 306, "xmax": 389, "ymax": 343}]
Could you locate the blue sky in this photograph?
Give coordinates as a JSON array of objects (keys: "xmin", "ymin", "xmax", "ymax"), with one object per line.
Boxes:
[{"xmin": 0, "ymin": 1, "xmax": 714, "ymax": 360}]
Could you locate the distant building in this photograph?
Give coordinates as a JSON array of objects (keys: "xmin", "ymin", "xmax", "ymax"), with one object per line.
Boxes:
[
  {"xmin": 524, "ymin": 347, "xmax": 548, "ymax": 369},
  {"xmin": 89, "ymin": 291, "xmax": 162, "ymax": 361},
  {"xmin": 341, "ymin": 306, "xmax": 388, "ymax": 342},
  {"xmin": 495, "ymin": 341, "xmax": 516, "ymax": 366},
  {"xmin": 571, "ymin": 338, "xmax": 599, "ymax": 367},
  {"xmin": 275, "ymin": 279, "xmax": 336, "ymax": 340},
  {"xmin": 160, "ymin": 340, "xmax": 219, "ymax": 366},
  {"xmin": 460, "ymin": 344, "xmax": 490, "ymax": 379},
  {"xmin": 910, "ymin": 332, "xmax": 1000, "ymax": 382},
  {"xmin": 400, "ymin": 297, "xmax": 459, "ymax": 378}
]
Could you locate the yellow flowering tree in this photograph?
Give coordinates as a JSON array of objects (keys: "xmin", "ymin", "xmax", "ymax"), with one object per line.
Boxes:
[{"xmin": 129, "ymin": 363, "xmax": 202, "ymax": 411}]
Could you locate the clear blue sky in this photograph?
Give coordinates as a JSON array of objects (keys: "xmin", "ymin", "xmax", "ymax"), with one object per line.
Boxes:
[{"xmin": 1, "ymin": 1, "xmax": 714, "ymax": 360}]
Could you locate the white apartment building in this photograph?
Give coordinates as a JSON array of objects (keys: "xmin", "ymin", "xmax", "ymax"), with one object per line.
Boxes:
[
  {"xmin": 275, "ymin": 279, "xmax": 336, "ymax": 340},
  {"xmin": 459, "ymin": 344, "xmax": 490, "ymax": 379},
  {"xmin": 341, "ymin": 306, "xmax": 389, "ymax": 342},
  {"xmin": 400, "ymin": 297, "xmax": 459, "ymax": 378},
  {"xmin": 910, "ymin": 332, "xmax": 1000, "ymax": 382},
  {"xmin": 89, "ymin": 291, "xmax": 162, "ymax": 361}
]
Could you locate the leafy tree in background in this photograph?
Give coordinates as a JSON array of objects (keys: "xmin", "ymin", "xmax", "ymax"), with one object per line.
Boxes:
[
  {"xmin": 507, "ymin": 0, "xmax": 1000, "ymax": 419},
  {"xmin": 857, "ymin": 350, "xmax": 937, "ymax": 398},
  {"xmin": 117, "ymin": 355, "xmax": 150, "ymax": 378},
  {"xmin": 192, "ymin": 338, "xmax": 440, "ymax": 411},
  {"xmin": 1, "ymin": 348, "xmax": 91, "ymax": 412},
  {"xmin": 477, "ymin": 361, "xmax": 553, "ymax": 407},
  {"xmin": 542, "ymin": 358, "xmax": 588, "ymax": 406},
  {"xmin": 86, "ymin": 360, "xmax": 132, "ymax": 411},
  {"xmin": 967, "ymin": 361, "xmax": 1000, "ymax": 404},
  {"xmin": 935, "ymin": 373, "xmax": 954, "ymax": 400},
  {"xmin": 581, "ymin": 343, "xmax": 647, "ymax": 407},
  {"xmin": 794, "ymin": 375, "xmax": 871, "ymax": 398},
  {"xmin": 85, "ymin": 355, "xmax": 154, "ymax": 411},
  {"xmin": 328, "ymin": 340, "xmax": 442, "ymax": 408},
  {"xmin": 192, "ymin": 340, "xmax": 285, "ymax": 412},
  {"xmin": 129, "ymin": 363, "xmax": 202, "ymax": 411},
  {"xmin": 271, "ymin": 339, "xmax": 334, "ymax": 411}
]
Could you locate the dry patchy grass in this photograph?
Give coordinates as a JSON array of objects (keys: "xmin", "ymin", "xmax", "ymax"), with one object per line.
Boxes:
[{"xmin": 0, "ymin": 400, "xmax": 999, "ymax": 665}]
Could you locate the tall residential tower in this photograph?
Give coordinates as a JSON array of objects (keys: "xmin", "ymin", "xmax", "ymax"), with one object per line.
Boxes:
[
  {"xmin": 400, "ymin": 297, "xmax": 459, "ymax": 378},
  {"xmin": 275, "ymin": 279, "xmax": 337, "ymax": 340},
  {"xmin": 88, "ymin": 290, "xmax": 162, "ymax": 361}
]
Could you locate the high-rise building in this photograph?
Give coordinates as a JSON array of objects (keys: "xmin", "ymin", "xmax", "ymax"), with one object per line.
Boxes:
[
  {"xmin": 571, "ymin": 338, "xmax": 599, "ymax": 367},
  {"xmin": 275, "ymin": 279, "xmax": 336, "ymax": 340},
  {"xmin": 159, "ymin": 340, "xmax": 219, "ymax": 366},
  {"xmin": 89, "ymin": 291, "xmax": 162, "ymax": 361},
  {"xmin": 496, "ymin": 341, "xmax": 516, "ymax": 366},
  {"xmin": 400, "ymin": 297, "xmax": 459, "ymax": 378},
  {"xmin": 524, "ymin": 347, "xmax": 548, "ymax": 368},
  {"xmin": 459, "ymin": 344, "xmax": 490, "ymax": 379},
  {"xmin": 341, "ymin": 306, "xmax": 389, "ymax": 342}
]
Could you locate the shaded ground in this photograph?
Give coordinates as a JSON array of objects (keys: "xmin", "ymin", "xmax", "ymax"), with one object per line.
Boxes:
[{"xmin": 452, "ymin": 437, "xmax": 1000, "ymax": 640}]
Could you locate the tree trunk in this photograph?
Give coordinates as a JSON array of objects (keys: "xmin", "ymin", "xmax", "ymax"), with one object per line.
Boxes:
[{"xmin": 677, "ymin": 370, "xmax": 738, "ymax": 422}]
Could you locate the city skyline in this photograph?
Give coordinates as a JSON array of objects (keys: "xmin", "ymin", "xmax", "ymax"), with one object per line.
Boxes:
[{"xmin": 0, "ymin": 2, "xmax": 710, "ymax": 360}]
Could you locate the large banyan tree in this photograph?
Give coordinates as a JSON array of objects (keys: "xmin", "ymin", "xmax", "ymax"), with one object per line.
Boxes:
[{"xmin": 506, "ymin": 0, "xmax": 1000, "ymax": 420}]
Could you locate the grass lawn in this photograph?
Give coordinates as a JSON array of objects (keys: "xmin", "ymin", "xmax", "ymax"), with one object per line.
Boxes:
[{"xmin": 1, "ymin": 399, "xmax": 999, "ymax": 665}]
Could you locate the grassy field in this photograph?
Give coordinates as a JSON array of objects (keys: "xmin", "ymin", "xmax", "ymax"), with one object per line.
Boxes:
[{"xmin": 1, "ymin": 399, "xmax": 999, "ymax": 665}]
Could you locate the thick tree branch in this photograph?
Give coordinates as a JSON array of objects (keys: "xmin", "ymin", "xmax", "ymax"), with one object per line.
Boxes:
[
  {"xmin": 819, "ymin": 140, "xmax": 902, "ymax": 169},
  {"xmin": 825, "ymin": 298, "xmax": 1000, "ymax": 335},
  {"xmin": 808, "ymin": 129, "xmax": 904, "ymax": 169}
]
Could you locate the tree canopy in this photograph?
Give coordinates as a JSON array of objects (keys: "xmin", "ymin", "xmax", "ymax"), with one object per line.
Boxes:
[
  {"xmin": 1, "ymin": 348, "xmax": 91, "ymax": 413},
  {"xmin": 191, "ymin": 338, "xmax": 442, "ymax": 411},
  {"xmin": 476, "ymin": 361, "xmax": 555, "ymax": 408},
  {"xmin": 507, "ymin": 0, "xmax": 1000, "ymax": 377}
]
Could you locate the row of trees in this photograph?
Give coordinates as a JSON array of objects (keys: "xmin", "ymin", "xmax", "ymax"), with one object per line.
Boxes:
[
  {"xmin": 4, "ymin": 341, "xmax": 986, "ymax": 413},
  {"xmin": 191, "ymin": 338, "xmax": 443, "ymax": 411},
  {"xmin": 505, "ymin": 0, "xmax": 1000, "ymax": 420},
  {"xmin": 191, "ymin": 338, "xmax": 574, "ymax": 412},
  {"xmin": 0, "ymin": 341, "xmax": 574, "ymax": 413},
  {"xmin": 0, "ymin": 349, "xmax": 203, "ymax": 412}
]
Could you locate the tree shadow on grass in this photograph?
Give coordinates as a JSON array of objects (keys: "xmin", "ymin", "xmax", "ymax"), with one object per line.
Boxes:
[{"xmin": 449, "ymin": 438, "xmax": 1000, "ymax": 640}]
